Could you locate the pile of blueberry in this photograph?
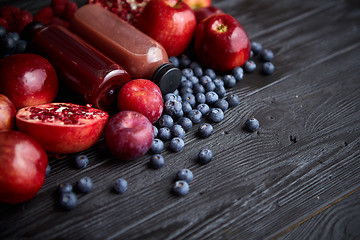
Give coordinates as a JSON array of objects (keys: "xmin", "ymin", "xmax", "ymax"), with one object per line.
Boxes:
[{"xmin": 0, "ymin": 26, "xmax": 27, "ymax": 58}]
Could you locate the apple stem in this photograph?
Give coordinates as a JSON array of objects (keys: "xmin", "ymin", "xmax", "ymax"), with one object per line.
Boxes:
[{"xmin": 174, "ymin": 0, "xmax": 183, "ymax": 8}]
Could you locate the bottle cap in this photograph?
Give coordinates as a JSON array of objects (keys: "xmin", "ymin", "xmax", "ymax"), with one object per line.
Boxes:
[{"xmin": 153, "ymin": 63, "xmax": 181, "ymax": 95}]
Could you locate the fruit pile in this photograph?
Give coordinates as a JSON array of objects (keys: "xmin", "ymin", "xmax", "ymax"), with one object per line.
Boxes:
[{"xmin": 0, "ymin": 0, "xmax": 274, "ymax": 209}]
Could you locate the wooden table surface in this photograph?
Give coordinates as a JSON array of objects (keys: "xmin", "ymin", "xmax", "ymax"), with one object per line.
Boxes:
[{"xmin": 1, "ymin": 0, "xmax": 360, "ymax": 239}]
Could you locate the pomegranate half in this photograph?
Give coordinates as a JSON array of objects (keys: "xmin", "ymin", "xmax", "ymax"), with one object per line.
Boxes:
[{"xmin": 16, "ymin": 103, "xmax": 109, "ymax": 154}]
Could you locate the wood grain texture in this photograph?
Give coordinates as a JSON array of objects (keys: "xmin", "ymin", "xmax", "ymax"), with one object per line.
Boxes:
[{"xmin": 0, "ymin": 0, "xmax": 359, "ymax": 239}]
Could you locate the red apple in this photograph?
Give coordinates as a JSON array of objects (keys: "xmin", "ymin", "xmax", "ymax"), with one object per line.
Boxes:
[
  {"xmin": 194, "ymin": 5, "xmax": 223, "ymax": 24},
  {"xmin": 184, "ymin": 0, "xmax": 211, "ymax": 10},
  {"xmin": 104, "ymin": 111, "xmax": 154, "ymax": 161},
  {"xmin": 194, "ymin": 13, "xmax": 251, "ymax": 71},
  {"xmin": 117, "ymin": 79, "xmax": 163, "ymax": 124},
  {"xmin": 0, "ymin": 94, "xmax": 16, "ymax": 131},
  {"xmin": 0, "ymin": 53, "xmax": 58, "ymax": 109},
  {"xmin": 136, "ymin": 0, "xmax": 196, "ymax": 57},
  {"xmin": 16, "ymin": 102, "xmax": 109, "ymax": 154},
  {"xmin": 0, "ymin": 130, "xmax": 48, "ymax": 204}
]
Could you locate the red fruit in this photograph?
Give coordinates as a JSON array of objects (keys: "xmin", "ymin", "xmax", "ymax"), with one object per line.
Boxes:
[
  {"xmin": 104, "ymin": 111, "xmax": 154, "ymax": 161},
  {"xmin": 62, "ymin": 1, "xmax": 78, "ymax": 21},
  {"xmin": 16, "ymin": 103, "xmax": 109, "ymax": 154},
  {"xmin": 0, "ymin": 18, "xmax": 9, "ymax": 31},
  {"xmin": 0, "ymin": 53, "xmax": 58, "ymax": 110},
  {"xmin": 34, "ymin": 6, "xmax": 55, "ymax": 25},
  {"xmin": 52, "ymin": 0, "xmax": 69, "ymax": 17},
  {"xmin": 194, "ymin": 5, "xmax": 223, "ymax": 24},
  {"xmin": 194, "ymin": 13, "xmax": 251, "ymax": 71},
  {"xmin": 14, "ymin": 10, "xmax": 33, "ymax": 33},
  {"xmin": 117, "ymin": 79, "xmax": 163, "ymax": 124},
  {"xmin": 136, "ymin": 0, "xmax": 197, "ymax": 56},
  {"xmin": 0, "ymin": 94, "xmax": 16, "ymax": 131},
  {"xmin": 0, "ymin": 130, "xmax": 48, "ymax": 204},
  {"xmin": 0, "ymin": 6, "xmax": 20, "ymax": 25},
  {"xmin": 183, "ymin": 0, "xmax": 211, "ymax": 10},
  {"xmin": 50, "ymin": 16, "xmax": 69, "ymax": 28}
]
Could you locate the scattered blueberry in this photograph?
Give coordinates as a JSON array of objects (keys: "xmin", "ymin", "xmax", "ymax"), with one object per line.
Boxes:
[
  {"xmin": 213, "ymin": 99, "xmax": 229, "ymax": 112},
  {"xmin": 260, "ymin": 49, "xmax": 274, "ymax": 62},
  {"xmin": 173, "ymin": 180, "xmax": 189, "ymax": 196},
  {"xmin": 188, "ymin": 75, "xmax": 199, "ymax": 85},
  {"xmin": 204, "ymin": 81, "xmax": 216, "ymax": 92},
  {"xmin": 195, "ymin": 92, "xmax": 206, "ymax": 104},
  {"xmin": 262, "ymin": 62, "xmax": 275, "ymax": 75},
  {"xmin": 181, "ymin": 93, "xmax": 196, "ymax": 107},
  {"xmin": 182, "ymin": 68, "xmax": 194, "ymax": 78},
  {"xmin": 58, "ymin": 183, "xmax": 73, "ymax": 194},
  {"xmin": 187, "ymin": 109, "xmax": 202, "ymax": 123},
  {"xmin": 169, "ymin": 137, "xmax": 185, "ymax": 152},
  {"xmin": 214, "ymin": 85, "xmax": 226, "ymax": 98},
  {"xmin": 113, "ymin": 178, "xmax": 128, "ymax": 194},
  {"xmin": 226, "ymin": 94, "xmax": 240, "ymax": 107},
  {"xmin": 207, "ymin": 108, "xmax": 224, "ymax": 123},
  {"xmin": 74, "ymin": 154, "xmax": 89, "ymax": 169},
  {"xmin": 251, "ymin": 41, "xmax": 263, "ymax": 55},
  {"xmin": 169, "ymin": 56, "xmax": 179, "ymax": 67},
  {"xmin": 204, "ymin": 68, "xmax": 216, "ymax": 79},
  {"xmin": 164, "ymin": 99, "xmax": 182, "ymax": 117},
  {"xmin": 232, "ymin": 67, "xmax": 244, "ymax": 81},
  {"xmin": 223, "ymin": 75, "xmax": 236, "ymax": 88},
  {"xmin": 198, "ymin": 149, "xmax": 214, "ymax": 164},
  {"xmin": 150, "ymin": 138, "xmax": 164, "ymax": 153},
  {"xmin": 176, "ymin": 169, "xmax": 193, "ymax": 183},
  {"xmin": 182, "ymin": 101, "xmax": 192, "ymax": 115},
  {"xmin": 243, "ymin": 60, "xmax": 257, "ymax": 73},
  {"xmin": 76, "ymin": 176, "xmax": 93, "ymax": 193},
  {"xmin": 158, "ymin": 127, "xmax": 172, "ymax": 141},
  {"xmin": 170, "ymin": 124, "xmax": 186, "ymax": 138},
  {"xmin": 58, "ymin": 192, "xmax": 77, "ymax": 211},
  {"xmin": 180, "ymin": 79, "xmax": 193, "ymax": 89},
  {"xmin": 198, "ymin": 123, "xmax": 213, "ymax": 138},
  {"xmin": 158, "ymin": 114, "xmax": 174, "ymax": 128},
  {"xmin": 245, "ymin": 117, "xmax": 260, "ymax": 132},
  {"xmin": 199, "ymin": 75, "xmax": 212, "ymax": 86},
  {"xmin": 205, "ymin": 91, "xmax": 219, "ymax": 105},
  {"xmin": 150, "ymin": 154, "xmax": 165, "ymax": 169},
  {"xmin": 164, "ymin": 93, "xmax": 178, "ymax": 102},
  {"xmin": 177, "ymin": 117, "xmax": 193, "ymax": 132},
  {"xmin": 197, "ymin": 103, "xmax": 210, "ymax": 115}
]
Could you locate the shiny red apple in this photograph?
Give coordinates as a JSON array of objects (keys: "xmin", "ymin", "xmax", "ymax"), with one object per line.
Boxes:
[
  {"xmin": 0, "ymin": 53, "xmax": 58, "ymax": 109},
  {"xmin": 0, "ymin": 94, "xmax": 16, "ymax": 131},
  {"xmin": 136, "ymin": 0, "xmax": 197, "ymax": 57},
  {"xmin": 194, "ymin": 13, "xmax": 251, "ymax": 71},
  {"xmin": 194, "ymin": 5, "xmax": 223, "ymax": 24},
  {"xmin": 184, "ymin": 0, "xmax": 211, "ymax": 10},
  {"xmin": 0, "ymin": 130, "xmax": 48, "ymax": 204},
  {"xmin": 104, "ymin": 111, "xmax": 154, "ymax": 161}
]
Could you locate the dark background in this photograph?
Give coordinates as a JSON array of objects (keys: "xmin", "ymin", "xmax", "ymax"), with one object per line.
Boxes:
[{"xmin": 1, "ymin": 0, "xmax": 360, "ymax": 239}]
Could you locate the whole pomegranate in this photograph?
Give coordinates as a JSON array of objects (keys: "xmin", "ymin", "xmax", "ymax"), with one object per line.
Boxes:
[
  {"xmin": 0, "ymin": 94, "xmax": 16, "ymax": 131},
  {"xmin": 0, "ymin": 130, "xmax": 48, "ymax": 204}
]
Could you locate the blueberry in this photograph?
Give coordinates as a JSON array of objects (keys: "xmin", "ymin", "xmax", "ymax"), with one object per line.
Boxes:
[
  {"xmin": 204, "ymin": 68, "xmax": 216, "ymax": 79},
  {"xmin": 196, "ymin": 103, "xmax": 210, "ymax": 115},
  {"xmin": 207, "ymin": 108, "xmax": 224, "ymax": 123},
  {"xmin": 243, "ymin": 60, "xmax": 256, "ymax": 73},
  {"xmin": 7, "ymin": 32, "xmax": 20, "ymax": 42},
  {"xmin": 182, "ymin": 101, "xmax": 192, "ymax": 115},
  {"xmin": 192, "ymin": 65, "xmax": 203, "ymax": 77},
  {"xmin": 179, "ymin": 87, "xmax": 193, "ymax": 95},
  {"xmin": 198, "ymin": 123, "xmax": 213, "ymax": 138},
  {"xmin": 251, "ymin": 41, "xmax": 263, "ymax": 55},
  {"xmin": 15, "ymin": 40, "xmax": 27, "ymax": 53},
  {"xmin": 113, "ymin": 178, "xmax": 127, "ymax": 194},
  {"xmin": 153, "ymin": 125, "xmax": 158, "ymax": 138},
  {"xmin": 226, "ymin": 94, "xmax": 240, "ymax": 107},
  {"xmin": 150, "ymin": 138, "xmax": 164, "ymax": 153},
  {"xmin": 195, "ymin": 92, "xmax": 206, "ymax": 104},
  {"xmin": 58, "ymin": 192, "xmax": 77, "ymax": 210},
  {"xmin": 182, "ymin": 93, "xmax": 196, "ymax": 107},
  {"xmin": 158, "ymin": 114, "xmax": 174, "ymax": 128},
  {"xmin": 170, "ymin": 124, "xmax": 186, "ymax": 138},
  {"xmin": 260, "ymin": 49, "xmax": 274, "ymax": 62},
  {"xmin": 58, "ymin": 183, "xmax": 73, "ymax": 194},
  {"xmin": 193, "ymin": 83, "xmax": 205, "ymax": 94},
  {"xmin": 74, "ymin": 154, "xmax": 89, "ymax": 169},
  {"xmin": 232, "ymin": 67, "xmax": 244, "ymax": 81},
  {"xmin": 213, "ymin": 78, "xmax": 224, "ymax": 87},
  {"xmin": 187, "ymin": 109, "xmax": 202, "ymax": 123},
  {"xmin": 205, "ymin": 91, "xmax": 219, "ymax": 105},
  {"xmin": 150, "ymin": 154, "xmax": 165, "ymax": 169},
  {"xmin": 179, "ymin": 55, "xmax": 191, "ymax": 68},
  {"xmin": 0, "ymin": 26, "xmax": 6, "ymax": 38},
  {"xmin": 76, "ymin": 176, "xmax": 93, "ymax": 193},
  {"xmin": 158, "ymin": 127, "xmax": 172, "ymax": 141},
  {"xmin": 198, "ymin": 149, "xmax": 213, "ymax": 164},
  {"xmin": 164, "ymin": 93, "xmax": 179, "ymax": 102},
  {"xmin": 180, "ymin": 79, "xmax": 193, "ymax": 89},
  {"xmin": 204, "ymin": 81, "xmax": 216, "ymax": 92},
  {"xmin": 173, "ymin": 180, "xmax": 189, "ymax": 196},
  {"xmin": 176, "ymin": 169, "xmax": 193, "ymax": 183},
  {"xmin": 45, "ymin": 164, "xmax": 51, "ymax": 176},
  {"xmin": 173, "ymin": 109, "xmax": 184, "ymax": 119},
  {"xmin": 177, "ymin": 117, "xmax": 193, "ymax": 131},
  {"xmin": 164, "ymin": 99, "xmax": 182, "ymax": 117},
  {"xmin": 0, "ymin": 37, "xmax": 16, "ymax": 55},
  {"xmin": 213, "ymin": 99, "xmax": 229, "ymax": 112},
  {"xmin": 169, "ymin": 56, "xmax": 180, "ymax": 67},
  {"xmin": 169, "ymin": 137, "xmax": 185, "ymax": 152},
  {"xmin": 188, "ymin": 76, "xmax": 199, "ymax": 85},
  {"xmin": 190, "ymin": 61, "xmax": 201, "ymax": 70},
  {"xmin": 223, "ymin": 75, "xmax": 236, "ymax": 88},
  {"xmin": 199, "ymin": 75, "xmax": 212, "ymax": 86},
  {"xmin": 214, "ymin": 85, "xmax": 226, "ymax": 98},
  {"xmin": 245, "ymin": 117, "xmax": 260, "ymax": 132},
  {"xmin": 262, "ymin": 62, "xmax": 275, "ymax": 75},
  {"xmin": 182, "ymin": 68, "xmax": 194, "ymax": 78}
]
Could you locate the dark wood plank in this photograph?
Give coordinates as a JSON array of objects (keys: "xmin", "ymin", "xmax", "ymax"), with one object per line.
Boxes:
[{"xmin": 0, "ymin": 0, "xmax": 359, "ymax": 239}]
